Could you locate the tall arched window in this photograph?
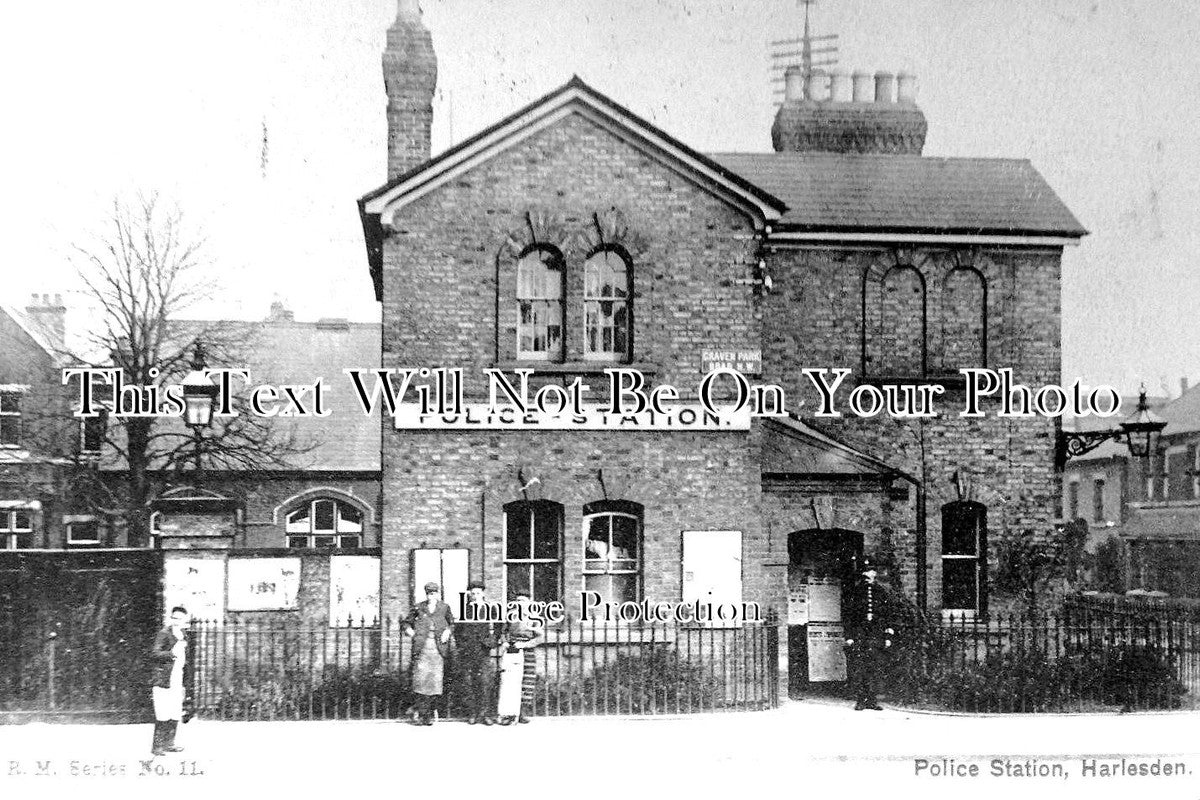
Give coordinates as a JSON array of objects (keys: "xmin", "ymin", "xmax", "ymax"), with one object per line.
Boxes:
[
  {"xmin": 878, "ymin": 265, "xmax": 926, "ymax": 377},
  {"xmin": 286, "ymin": 498, "xmax": 364, "ymax": 549},
  {"xmin": 516, "ymin": 247, "xmax": 565, "ymax": 361},
  {"xmin": 583, "ymin": 249, "xmax": 632, "ymax": 361},
  {"xmin": 504, "ymin": 500, "xmax": 563, "ymax": 603},
  {"xmin": 941, "ymin": 267, "xmax": 986, "ymax": 373},
  {"xmin": 583, "ymin": 500, "xmax": 643, "ymax": 604}
]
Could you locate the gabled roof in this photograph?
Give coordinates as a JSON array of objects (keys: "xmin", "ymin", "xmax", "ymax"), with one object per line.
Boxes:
[
  {"xmin": 0, "ymin": 304, "xmax": 63, "ymax": 364},
  {"xmin": 358, "ymin": 77, "xmax": 787, "ymax": 300},
  {"xmin": 709, "ymin": 152, "xmax": 1087, "ymax": 239}
]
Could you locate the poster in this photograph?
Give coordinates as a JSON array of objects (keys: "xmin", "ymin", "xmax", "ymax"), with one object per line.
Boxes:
[
  {"xmin": 163, "ymin": 556, "xmax": 225, "ymax": 624},
  {"xmin": 807, "ymin": 576, "xmax": 843, "ymax": 622},
  {"xmin": 807, "ymin": 621, "xmax": 848, "ymax": 682},
  {"xmin": 226, "ymin": 557, "xmax": 301, "ymax": 611},
  {"xmin": 329, "ymin": 555, "xmax": 380, "ymax": 626}
]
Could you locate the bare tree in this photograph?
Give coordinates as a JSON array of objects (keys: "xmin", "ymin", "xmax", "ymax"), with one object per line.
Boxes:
[{"xmin": 64, "ymin": 194, "xmax": 312, "ymax": 546}]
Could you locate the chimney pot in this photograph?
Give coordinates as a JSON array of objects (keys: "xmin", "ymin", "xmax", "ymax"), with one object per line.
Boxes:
[
  {"xmin": 874, "ymin": 71, "xmax": 896, "ymax": 103},
  {"xmin": 897, "ymin": 71, "xmax": 918, "ymax": 103},
  {"xmin": 829, "ymin": 69, "xmax": 851, "ymax": 102},
  {"xmin": 851, "ymin": 71, "xmax": 873, "ymax": 102},
  {"xmin": 1182, "ymin": 377, "xmax": 1190, "ymax": 396},
  {"xmin": 784, "ymin": 65, "xmax": 805, "ymax": 102}
]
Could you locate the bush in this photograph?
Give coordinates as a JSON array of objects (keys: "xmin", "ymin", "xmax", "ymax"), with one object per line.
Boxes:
[
  {"xmin": 880, "ymin": 623, "xmax": 1187, "ymax": 712},
  {"xmin": 538, "ymin": 647, "xmax": 727, "ymax": 714}
]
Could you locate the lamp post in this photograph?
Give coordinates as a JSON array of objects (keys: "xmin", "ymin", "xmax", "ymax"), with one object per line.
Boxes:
[
  {"xmin": 181, "ymin": 344, "xmax": 218, "ymax": 475},
  {"xmin": 1056, "ymin": 385, "xmax": 1167, "ymax": 468}
]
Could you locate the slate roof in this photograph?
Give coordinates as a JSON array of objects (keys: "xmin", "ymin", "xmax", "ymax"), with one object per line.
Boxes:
[
  {"xmin": 225, "ymin": 318, "xmax": 381, "ymax": 471},
  {"xmin": 1159, "ymin": 383, "xmax": 1200, "ymax": 437},
  {"xmin": 708, "ymin": 152, "xmax": 1087, "ymax": 237},
  {"xmin": 101, "ymin": 317, "xmax": 381, "ymax": 473}
]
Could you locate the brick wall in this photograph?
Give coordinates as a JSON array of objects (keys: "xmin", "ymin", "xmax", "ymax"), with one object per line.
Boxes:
[
  {"xmin": 377, "ymin": 109, "xmax": 1065, "ymax": 617},
  {"xmin": 379, "ymin": 112, "xmax": 765, "ymax": 619},
  {"xmin": 763, "ymin": 244, "xmax": 1063, "ymax": 610}
]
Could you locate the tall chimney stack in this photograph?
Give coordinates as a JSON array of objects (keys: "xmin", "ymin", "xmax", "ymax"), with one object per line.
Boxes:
[
  {"xmin": 383, "ymin": 0, "xmax": 437, "ymax": 181},
  {"xmin": 772, "ymin": 66, "xmax": 927, "ymax": 154}
]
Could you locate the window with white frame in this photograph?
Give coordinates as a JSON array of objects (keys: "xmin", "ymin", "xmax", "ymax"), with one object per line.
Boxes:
[
  {"xmin": 66, "ymin": 518, "xmax": 102, "ymax": 548},
  {"xmin": 941, "ymin": 501, "xmax": 987, "ymax": 612},
  {"xmin": 0, "ymin": 509, "xmax": 34, "ymax": 549},
  {"xmin": 0, "ymin": 391, "xmax": 22, "ymax": 447},
  {"xmin": 582, "ymin": 500, "xmax": 642, "ymax": 604},
  {"xmin": 516, "ymin": 247, "xmax": 565, "ymax": 361},
  {"xmin": 285, "ymin": 498, "xmax": 364, "ymax": 549},
  {"xmin": 583, "ymin": 249, "xmax": 632, "ymax": 361},
  {"xmin": 503, "ymin": 500, "xmax": 562, "ymax": 603},
  {"xmin": 1066, "ymin": 479, "xmax": 1080, "ymax": 521}
]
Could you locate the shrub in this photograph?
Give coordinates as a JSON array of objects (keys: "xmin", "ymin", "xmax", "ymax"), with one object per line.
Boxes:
[
  {"xmin": 538, "ymin": 647, "xmax": 727, "ymax": 714},
  {"xmin": 880, "ymin": 622, "xmax": 1188, "ymax": 712}
]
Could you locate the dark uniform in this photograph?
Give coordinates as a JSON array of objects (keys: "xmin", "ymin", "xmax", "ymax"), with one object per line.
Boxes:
[
  {"xmin": 843, "ymin": 564, "xmax": 894, "ymax": 710},
  {"xmin": 455, "ymin": 597, "xmax": 498, "ymax": 724}
]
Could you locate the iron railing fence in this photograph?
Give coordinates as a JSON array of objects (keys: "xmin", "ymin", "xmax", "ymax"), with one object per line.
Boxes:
[
  {"xmin": 884, "ymin": 604, "xmax": 1200, "ymax": 713},
  {"xmin": 188, "ymin": 611, "xmax": 780, "ymax": 721}
]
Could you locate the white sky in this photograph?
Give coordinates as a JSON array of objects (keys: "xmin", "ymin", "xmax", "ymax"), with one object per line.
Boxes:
[{"xmin": 2, "ymin": 0, "xmax": 1198, "ymax": 396}]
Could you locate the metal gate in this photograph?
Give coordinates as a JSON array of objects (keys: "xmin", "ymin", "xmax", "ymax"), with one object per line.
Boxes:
[{"xmin": 0, "ymin": 550, "xmax": 162, "ymax": 723}]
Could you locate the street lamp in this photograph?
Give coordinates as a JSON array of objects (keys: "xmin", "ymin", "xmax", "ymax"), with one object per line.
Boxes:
[
  {"xmin": 181, "ymin": 344, "xmax": 218, "ymax": 472},
  {"xmin": 1056, "ymin": 385, "xmax": 1166, "ymax": 468}
]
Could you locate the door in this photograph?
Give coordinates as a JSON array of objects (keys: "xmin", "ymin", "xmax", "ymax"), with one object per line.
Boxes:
[{"xmin": 787, "ymin": 529, "xmax": 862, "ymax": 696}]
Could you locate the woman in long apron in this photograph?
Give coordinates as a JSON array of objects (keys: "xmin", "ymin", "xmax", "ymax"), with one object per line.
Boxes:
[{"xmin": 403, "ymin": 582, "xmax": 454, "ymax": 725}]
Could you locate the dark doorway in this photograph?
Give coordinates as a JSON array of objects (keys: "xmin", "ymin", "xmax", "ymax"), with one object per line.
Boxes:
[{"xmin": 786, "ymin": 528, "xmax": 863, "ymax": 698}]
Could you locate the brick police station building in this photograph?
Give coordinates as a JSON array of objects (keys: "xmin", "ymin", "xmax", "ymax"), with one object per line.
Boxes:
[{"xmin": 356, "ymin": 0, "xmax": 1085, "ymax": 687}]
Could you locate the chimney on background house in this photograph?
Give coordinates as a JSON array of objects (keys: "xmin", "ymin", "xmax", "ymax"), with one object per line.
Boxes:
[
  {"xmin": 771, "ymin": 65, "xmax": 928, "ymax": 155},
  {"xmin": 24, "ymin": 293, "xmax": 66, "ymax": 352},
  {"xmin": 383, "ymin": 0, "xmax": 437, "ymax": 181}
]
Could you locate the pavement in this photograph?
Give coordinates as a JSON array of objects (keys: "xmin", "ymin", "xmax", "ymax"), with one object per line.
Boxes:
[{"xmin": 1, "ymin": 700, "xmax": 1198, "ymax": 800}]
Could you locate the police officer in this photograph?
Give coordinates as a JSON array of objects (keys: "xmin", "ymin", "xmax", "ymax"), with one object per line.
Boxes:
[{"xmin": 843, "ymin": 557, "xmax": 894, "ymax": 711}]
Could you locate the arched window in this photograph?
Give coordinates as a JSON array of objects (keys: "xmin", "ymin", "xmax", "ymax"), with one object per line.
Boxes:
[
  {"xmin": 941, "ymin": 501, "xmax": 987, "ymax": 613},
  {"xmin": 877, "ymin": 265, "xmax": 926, "ymax": 377},
  {"xmin": 941, "ymin": 267, "xmax": 986, "ymax": 372},
  {"xmin": 504, "ymin": 500, "xmax": 562, "ymax": 603},
  {"xmin": 516, "ymin": 247, "xmax": 565, "ymax": 361},
  {"xmin": 583, "ymin": 249, "xmax": 632, "ymax": 361},
  {"xmin": 286, "ymin": 498, "xmax": 364, "ymax": 549},
  {"xmin": 583, "ymin": 500, "xmax": 643, "ymax": 604}
]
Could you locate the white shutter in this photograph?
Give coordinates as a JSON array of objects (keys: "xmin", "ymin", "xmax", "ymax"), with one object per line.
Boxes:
[
  {"xmin": 682, "ymin": 530, "xmax": 743, "ymax": 614},
  {"xmin": 412, "ymin": 548, "xmax": 471, "ymax": 618}
]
